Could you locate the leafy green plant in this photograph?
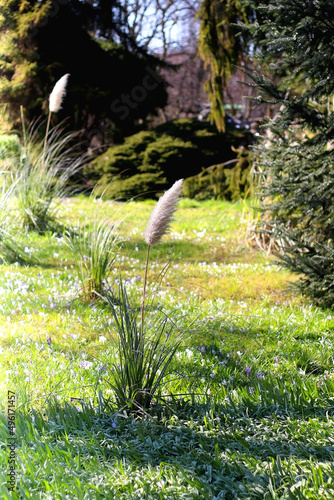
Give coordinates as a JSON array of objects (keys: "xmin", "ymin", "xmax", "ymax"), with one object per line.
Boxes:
[
  {"xmin": 4, "ymin": 75, "xmax": 83, "ymax": 233},
  {"xmin": 183, "ymin": 146, "xmax": 254, "ymax": 201}
]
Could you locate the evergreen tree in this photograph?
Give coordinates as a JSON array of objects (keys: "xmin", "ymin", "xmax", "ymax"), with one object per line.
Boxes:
[
  {"xmin": 0, "ymin": 0, "xmax": 168, "ymax": 145},
  {"xmin": 244, "ymin": 0, "xmax": 334, "ymax": 308}
]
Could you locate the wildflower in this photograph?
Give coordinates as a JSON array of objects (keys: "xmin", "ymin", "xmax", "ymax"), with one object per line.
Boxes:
[
  {"xmin": 47, "ymin": 337, "xmax": 51, "ymax": 346},
  {"xmin": 144, "ymin": 179, "xmax": 183, "ymax": 246},
  {"xmin": 99, "ymin": 336, "xmax": 107, "ymax": 343},
  {"xmin": 274, "ymin": 356, "xmax": 279, "ymax": 364},
  {"xmin": 80, "ymin": 360, "xmax": 93, "ymax": 369},
  {"xmin": 257, "ymin": 372, "xmax": 263, "ymax": 379},
  {"xmin": 111, "ymin": 422, "xmax": 117, "ymax": 428},
  {"xmin": 245, "ymin": 366, "xmax": 251, "ymax": 375},
  {"xmin": 49, "ymin": 73, "xmax": 70, "ymax": 113}
]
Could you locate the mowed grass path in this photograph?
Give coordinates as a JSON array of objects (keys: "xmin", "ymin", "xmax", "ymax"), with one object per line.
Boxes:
[{"xmin": 0, "ymin": 197, "xmax": 333, "ymax": 499}]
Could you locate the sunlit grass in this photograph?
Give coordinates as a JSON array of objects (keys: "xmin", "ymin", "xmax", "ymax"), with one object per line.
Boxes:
[{"xmin": 0, "ymin": 196, "xmax": 333, "ymax": 499}]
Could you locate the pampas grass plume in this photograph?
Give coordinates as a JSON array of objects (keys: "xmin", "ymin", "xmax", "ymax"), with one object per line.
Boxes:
[
  {"xmin": 49, "ymin": 73, "xmax": 70, "ymax": 113},
  {"xmin": 144, "ymin": 179, "xmax": 183, "ymax": 246}
]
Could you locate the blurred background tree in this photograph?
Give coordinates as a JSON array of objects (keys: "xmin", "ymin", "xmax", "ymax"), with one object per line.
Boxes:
[
  {"xmin": 0, "ymin": 0, "xmax": 263, "ymax": 205},
  {"xmin": 0, "ymin": 0, "xmax": 169, "ymax": 148}
]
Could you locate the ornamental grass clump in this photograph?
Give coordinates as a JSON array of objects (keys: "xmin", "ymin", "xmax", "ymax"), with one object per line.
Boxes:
[
  {"xmin": 8, "ymin": 78, "xmax": 86, "ymax": 232},
  {"xmin": 65, "ymin": 209, "xmax": 122, "ymax": 302},
  {"xmin": 2, "ymin": 75, "xmax": 86, "ymax": 233},
  {"xmin": 12, "ymin": 117, "xmax": 85, "ymax": 233},
  {"xmin": 104, "ymin": 179, "xmax": 185, "ymax": 413}
]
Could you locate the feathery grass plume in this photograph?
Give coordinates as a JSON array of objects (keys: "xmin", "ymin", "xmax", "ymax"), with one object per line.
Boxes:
[
  {"xmin": 43, "ymin": 74, "xmax": 70, "ymax": 168},
  {"xmin": 49, "ymin": 74, "xmax": 70, "ymax": 113},
  {"xmin": 144, "ymin": 179, "xmax": 184, "ymax": 246},
  {"xmin": 142, "ymin": 179, "xmax": 183, "ymax": 334}
]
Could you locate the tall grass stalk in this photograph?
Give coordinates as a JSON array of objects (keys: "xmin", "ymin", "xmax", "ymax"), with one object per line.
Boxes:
[
  {"xmin": 43, "ymin": 73, "xmax": 70, "ymax": 169},
  {"xmin": 142, "ymin": 179, "xmax": 184, "ymax": 333}
]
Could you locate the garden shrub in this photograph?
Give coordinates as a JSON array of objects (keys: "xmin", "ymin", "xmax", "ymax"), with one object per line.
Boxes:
[
  {"xmin": 100, "ymin": 173, "xmax": 168, "ymax": 201},
  {"xmin": 88, "ymin": 118, "xmax": 253, "ymax": 200},
  {"xmin": 89, "ymin": 131, "xmax": 156, "ymax": 180},
  {"xmin": 183, "ymin": 146, "xmax": 253, "ymax": 201},
  {"xmin": 141, "ymin": 135, "xmax": 195, "ymax": 177}
]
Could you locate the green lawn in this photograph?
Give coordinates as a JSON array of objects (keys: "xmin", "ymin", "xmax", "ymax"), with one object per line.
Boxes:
[{"xmin": 0, "ymin": 196, "xmax": 333, "ymax": 499}]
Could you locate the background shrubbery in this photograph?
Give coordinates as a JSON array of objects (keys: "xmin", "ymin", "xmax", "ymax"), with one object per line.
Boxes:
[{"xmin": 88, "ymin": 118, "xmax": 254, "ymax": 200}]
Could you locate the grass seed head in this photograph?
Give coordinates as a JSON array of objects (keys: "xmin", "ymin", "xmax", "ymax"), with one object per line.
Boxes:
[
  {"xmin": 49, "ymin": 74, "xmax": 70, "ymax": 113},
  {"xmin": 144, "ymin": 179, "xmax": 183, "ymax": 246}
]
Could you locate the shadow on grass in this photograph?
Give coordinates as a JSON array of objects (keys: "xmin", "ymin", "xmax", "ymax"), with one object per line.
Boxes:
[{"xmin": 4, "ymin": 381, "xmax": 334, "ymax": 499}]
